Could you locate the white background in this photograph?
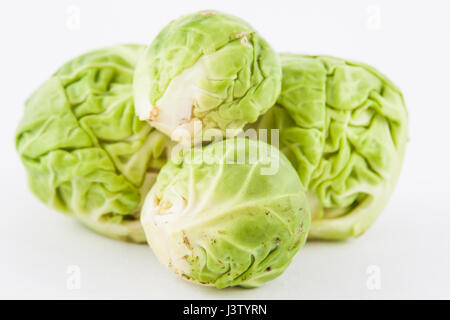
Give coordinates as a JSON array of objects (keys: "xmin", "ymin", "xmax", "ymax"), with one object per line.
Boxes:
[{"xmin": 1, "ymin": 0, "xmax": 449, "ymax": 299}]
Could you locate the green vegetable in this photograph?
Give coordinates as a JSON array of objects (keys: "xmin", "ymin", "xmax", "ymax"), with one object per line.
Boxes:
[
  {"xmin": 133, "ymin": 10, "xmax": 282, "ymax": 143},
  {"xmin": 141, "ymin": 138, "xmax": 310, "ymax": 288},
  {"xmin": 16, "ymin": 45, "xmax": 174, "ymax": 243},
  {"xmin": 253, "ymin": 54, "xmax": 408, "ymax": 240}
]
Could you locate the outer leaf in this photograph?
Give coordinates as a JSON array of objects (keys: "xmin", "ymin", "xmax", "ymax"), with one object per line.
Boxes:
[
  {"xmin": 253, "ymin": 55, "xmax": 408, "ymax": 240},
  {"xmin": 141, "ymin": 138, "xmax": 310, "ymax": 288},
  {"xmin": 133, "ymin": 11, "xmax": 282, "ymax": 141},
  {"xmin": 16, "ymin": 45, "xmax": 174, "ymax": 242}
]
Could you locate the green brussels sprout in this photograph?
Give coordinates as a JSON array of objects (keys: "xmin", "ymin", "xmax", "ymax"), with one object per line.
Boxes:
[
  {"xmin": 141, "ymin": 138, "xmax": 310, "ymax": 288},
  {"xmin": 133, "ymin": 10, "xmax": 282, "ymax": 143},
  {"xmin": 16, "ymin": 45, "xmax": 174, "ymax": 243},
  {"xmin": 253, "ymin": 54, "xmax": 408, "ymax": 240}
]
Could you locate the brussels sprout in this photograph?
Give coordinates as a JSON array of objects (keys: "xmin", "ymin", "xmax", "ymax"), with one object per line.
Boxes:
[
  {"xmin": 141, "ymin": 138, "xmax": 310, "ymax": 288},
  {"xmin": 253, "ymin": 55, "xmax": 408, "ymax": 240},
  {"xmin": 133, "ymin": 10, "xmax": 282, "ymax": 143},
  {"xmin": 16, "ymin": 45, "xmax": 174, "ymax": 243}
]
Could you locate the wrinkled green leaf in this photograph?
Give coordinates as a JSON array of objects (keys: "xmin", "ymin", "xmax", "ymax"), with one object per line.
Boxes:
[
  {"xmin": 253, "ymin": 55, "xmax": 408, "ymax": 240},
  {"xmin": 134, "ymin": 11, "xmax": 282, "ymax": 142},
  {"xmin": 141, "ymin": 138, "xmax": 310, "ymax": 288},
  {"xmin": 16, "ymin": 45, "xmax": 174, "ymax": 242}
]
